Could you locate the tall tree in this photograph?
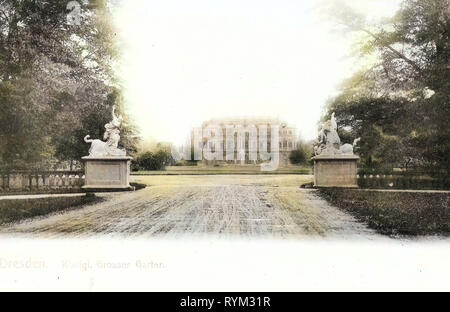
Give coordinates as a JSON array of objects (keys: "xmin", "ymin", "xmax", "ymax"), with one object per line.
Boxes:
[
  {"xmin": 325, "ymin": 0, "xmax": 449, "ymax": 174},
  {"xmin": 0, "ymin": 0, "xmax": 137, "ymax": 170}
]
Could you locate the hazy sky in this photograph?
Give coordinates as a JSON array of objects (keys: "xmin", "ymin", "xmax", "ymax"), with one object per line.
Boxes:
[{"xmin": 114, "ymin": 0, "xmax": 400, "ymax": 145}]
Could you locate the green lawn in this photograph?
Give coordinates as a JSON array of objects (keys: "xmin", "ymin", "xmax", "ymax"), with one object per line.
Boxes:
[{"xmin": 132, "ymin": 165, "xmax": 312, "ymax": 175}]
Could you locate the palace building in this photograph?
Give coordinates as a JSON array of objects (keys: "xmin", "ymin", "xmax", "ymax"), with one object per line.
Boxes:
[{"xmin": 191, "ymin": 118, "xmax": 298, "ymax": 166}]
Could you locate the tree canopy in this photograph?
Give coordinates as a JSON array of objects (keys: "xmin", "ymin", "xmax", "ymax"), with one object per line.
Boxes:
[
  {"xmin": 0, "ymin": 0, "xmax": 138, "ymax": 170},
  {"xmin": 325, "ymin": 0, "xmax": 449, "ymax": 174}
]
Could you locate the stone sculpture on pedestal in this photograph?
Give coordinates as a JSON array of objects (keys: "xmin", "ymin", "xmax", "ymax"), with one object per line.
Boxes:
[
  {"xmin": 84, "ymin": 106, "xmax": 127, "ymax": 157},
  {"xmin": 82, "ymin": 106, "xmax": 133, "ymax": 191},
  {"xmin": 312, "ymin": 113, "xmax": 360, "ymax": 188}
]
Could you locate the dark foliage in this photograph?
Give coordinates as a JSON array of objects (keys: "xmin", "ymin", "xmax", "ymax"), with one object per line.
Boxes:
[
  {"xmin": 319, "ymin": 189, "xmax": 449, "ymax": 236},
  {"xmin": 0, "ymin": 193, "xmax": 100, "ymax": 224},
  {"xmin": 0, "ymin": 0, "xmax": 138, "ymax": 170},
  {"xmin": 325, "ymin": 0, "xmax": 450, "ymax": 176},
  {"xmin": 132, "ymin": 150, "xmax": 175, "ymax": 171}
]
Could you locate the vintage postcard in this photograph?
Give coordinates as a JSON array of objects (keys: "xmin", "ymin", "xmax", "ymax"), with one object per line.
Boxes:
[{"xmin": 0, "ymin": 0, "xmax": 448, "ymax": 295}]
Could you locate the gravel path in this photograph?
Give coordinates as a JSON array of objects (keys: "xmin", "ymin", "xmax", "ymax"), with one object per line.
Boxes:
[{"xmin": 0, "ymin": 175, "xmax": 384, "ymax": 239}]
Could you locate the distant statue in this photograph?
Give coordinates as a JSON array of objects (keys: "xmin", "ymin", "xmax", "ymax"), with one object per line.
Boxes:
[
  {"xmin": 314, "ymin": 112, "xmax": 360, "ymax": 156},
  {"xmin": 84, "ymin": 106, "xmax": 126, "ymax": 157}
]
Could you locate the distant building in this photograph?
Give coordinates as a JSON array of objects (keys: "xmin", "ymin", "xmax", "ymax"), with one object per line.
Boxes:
[{"xmin": 191, "ymin": 118, "xmax": 298, "ymax": 166}]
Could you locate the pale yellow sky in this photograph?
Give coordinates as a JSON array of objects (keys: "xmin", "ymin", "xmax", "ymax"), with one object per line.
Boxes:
[{"xmin": 114, "ymin": 0, "xmax": 400, "ymax": 145}]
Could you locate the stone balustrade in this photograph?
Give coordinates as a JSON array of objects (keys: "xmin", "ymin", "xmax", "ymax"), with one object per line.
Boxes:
[{"xmin": 0, "ymin": 171, "xmax": 85, "ymax": 192}]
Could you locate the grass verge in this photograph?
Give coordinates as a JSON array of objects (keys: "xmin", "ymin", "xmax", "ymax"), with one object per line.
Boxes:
[
  {"xmin": 318, "ymin": 189, "xmax": 449, "ymax": 236},
  {"xmin": 133, "ymin": 166, "xmax": 312, "ymax": 175},
  {"xmin": 0, "ymin": 194, "xmax": 101, "ymax": 225},
  {"xmin": 0, "ymin": 188, "xmax": 84, "ymax": 196}
]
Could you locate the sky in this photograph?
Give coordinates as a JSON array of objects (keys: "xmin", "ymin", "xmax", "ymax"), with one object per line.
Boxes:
[{"xmin": 113, "ymin": 0, "xmax": 401, "ymax": 145}]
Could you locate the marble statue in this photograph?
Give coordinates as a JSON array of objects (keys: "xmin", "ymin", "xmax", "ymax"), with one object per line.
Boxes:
[
  {"xmin": 84, "ymin": 106, "xmax": 126, "ymax": 157},
  {"xmin": 314, "ymin": 112, "xmax": 360, "ymax": 156}
]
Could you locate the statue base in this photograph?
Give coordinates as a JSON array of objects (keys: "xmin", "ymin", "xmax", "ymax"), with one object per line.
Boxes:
[
  {"xmin": 312, "ymin": 155, "xmax": 359, "ymax": 188},
  {"xmin": 82, "ymin": 156, "xmax": 134, "ymax": 192}
]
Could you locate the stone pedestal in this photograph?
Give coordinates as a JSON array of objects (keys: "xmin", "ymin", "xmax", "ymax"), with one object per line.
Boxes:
[
  {"xmin": 82, "ymin": 156, "xmax": 133, "ymax": 192},
  {"xmin": 313, "ymin": 155, "xmax": 359, "ymax": 188}
]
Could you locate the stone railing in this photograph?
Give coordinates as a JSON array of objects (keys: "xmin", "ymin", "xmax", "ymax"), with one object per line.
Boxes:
[{"xmin": 0, "ymin": 171, "xmax": 85, "ymax": 192}]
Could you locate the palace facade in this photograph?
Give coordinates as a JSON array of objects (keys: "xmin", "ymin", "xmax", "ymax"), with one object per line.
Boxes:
[{"xmin": 191, "ymin": 118, "xmax": 298, "ymax": 166}]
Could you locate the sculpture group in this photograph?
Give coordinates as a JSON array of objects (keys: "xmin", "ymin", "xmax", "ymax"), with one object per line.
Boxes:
[
  {"xmin": 82, "ymin": 106, "xmax": 133, "ymax": 191},
  {"xmin": 84, "ymin": 106, "xmax": 126, "ymax": 157},
  {"xmin": 313, "ymin": 113, "xmax": 360, "ymax": 156},
  {"xmin": 312, "ymin": 112, "xmax": 360, "ymax": 188}
]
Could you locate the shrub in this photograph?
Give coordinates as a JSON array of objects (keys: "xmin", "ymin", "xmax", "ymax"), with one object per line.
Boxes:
[
  {"xmin": 132, "ymin": 150, "xmax": 175, "ymax": 171},
  {"xmin": 289, "ymin": 148, "xmax": 308, "ymax": 165}
]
